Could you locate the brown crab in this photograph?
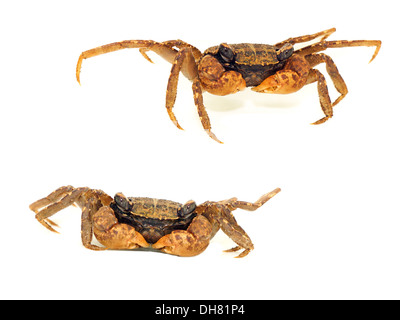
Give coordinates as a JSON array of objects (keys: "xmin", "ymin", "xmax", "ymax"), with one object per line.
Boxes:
[
  {"xmin": 76, "ymin": 28, "xmax": 381, "ymax": 143},
  {"xmin": 29, "ymin": 186, "xmax": 281, "ymax": 257}
]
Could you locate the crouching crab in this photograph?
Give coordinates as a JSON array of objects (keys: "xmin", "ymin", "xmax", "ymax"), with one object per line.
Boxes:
[
  {"xmin": 29, "ymin": 186, "xmax": 281, "ymax": 257},
  {"xmin": 76, "ymin": 28, "xmax": 381, "ymax": 142}
]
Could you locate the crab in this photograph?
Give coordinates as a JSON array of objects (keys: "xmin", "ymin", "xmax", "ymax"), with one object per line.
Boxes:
[
  {"xmin": 29, "ymin": 186, "xmax": 281, "ymax": 257},
  {"xmin": 76, "ymin": 28, "xmax": 381, "ymax": 143}
]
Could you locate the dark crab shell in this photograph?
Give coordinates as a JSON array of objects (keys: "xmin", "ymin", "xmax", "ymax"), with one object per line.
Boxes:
[
  {"xmin": 203, "ymin": 43, "xmax": 291, "ymax": 87},
  {"xmin": 110, "ymin": 197, "xmax": 197, "ymax": 244},
  {"xmin": 205, "ymin": 43, "xmax": 280, "ymax": 66}
]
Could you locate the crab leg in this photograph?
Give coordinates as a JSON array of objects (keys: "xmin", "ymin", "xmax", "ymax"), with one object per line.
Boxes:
[
  {"xmin": 274, "ymin": 27, "xmax": 336, "ymax": 48},
  {"xmin": 214, "ymin": 188, "xmax": 281, "ymax": 258},
  {"xmin": 76, "ymin": 40, "xmax": 188, "ymax": 83},
  {"xmin": 29, "ymin": 185, "xmax": 74, "ymax": 214},
  {"xmin": 306, "ymin": 69, "xmax": 333, "ymax": 125},
  {"xmin": 306, "ymin": 53, "xmax": 348, "ymax": 106},
  {"xmin": 192, "ymin": 77, "xmax": 223, "ymax": 143},
  {"xmin": 31, "ymin": 187, "xmax": 114, "ymax": 249},
  {"xmin": 165, "ymin": 47, "xmax": 197, "ymax": 130},
  {"xmin": 165, "ymin": 47, "xmax": 223, "ymax": 143},
  {"xmin": 80, "ymin": 196, "xmax": 107, "ymax": 250},
  {"xmin": 139, "ymin": 40, "xmax": 203, "ymax": 63},
  {"xmin": 296, "ymin": 40, "xmax": 382, "ymax": 63},
  {"xmin": 215, "ymin": 205, "xmax": 255, "ymax": 258},
  {"xmin": 31, "ymin": 187, "xmax": 89, "ymax": 232},
  {"xmin": 29, "ymin": 185, "xmax": 75, "ymax": 230},
  {"xmin": 226, "ymin": 188, "xmax": 282, "ymax": 211}
]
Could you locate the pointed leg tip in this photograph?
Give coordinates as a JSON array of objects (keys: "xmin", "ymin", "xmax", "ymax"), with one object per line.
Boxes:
[
  {"xmin": 85, "ymin": 244, "xmax": 107, "ymax": 251},
  {"xmin": 368, "ymin": 55, "xmax": 377, "ymax": 64},
  {"xmin": 38, "ymin": 219, "xmax": 60, "ymax": 233},
  {"xmin": 139, "ymin": 49, "xmax": 155, "ymax": 64},
  {"xmin": 48, "ymin": 226, "xmax": 60, "ymax": 234},
  {"xmin": 49, "ymin": 225, "xmax": 60, "ymax": 234},
  {"xmin": 369, "ymin": 55, "xmax": 377, "ymax": 64},
  {"xmin": 235, "ymin": 249, "xmax": 251, "ymax": 258},
  {"xmin": 206, "ymin": 129, "xmax": 223, "ymax": 144},
  {"xmin": 173, "ymin": 121, "xmax": 184, "ymax": 130},
  {"xmin": 224, "ymin": 246, "xmax": 241, "ymax": 253},
  {"xmin": 146, "ymin": 57, "xmax": 155, "ymax": 64},
  {"xmin": 47, "ymin": 219, "xmax": 60, "ymax": 228},
  {"xmin": 168, "ymin": 114, "xmax": 184, "ymax": 130},
  {"xmin": 369, "ymin": 43, "xmax": 381, "ymax": 63},
  {"xmin": 224, "ymin": 246, "xmax": 251, "ymax": 258},
  {"xmin": 311, "ymin": 117, "xmax": 329, "ymax": 125}
]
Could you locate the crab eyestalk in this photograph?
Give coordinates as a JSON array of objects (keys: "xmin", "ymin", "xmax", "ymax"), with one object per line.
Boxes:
[
  {"xmin": 114, "ymin": 193, "xmax": 132, "ymax": 212},
  {"xmin": 276, "ymin": 43, "xmax": 294, "ymax": 61},
  {"xmin": 177, "ymin": 200, "xmax": 196, "ymax": 218},
  {"xmin": 218, "ymin": 43, "xmax": 235, "ymax": 62}
]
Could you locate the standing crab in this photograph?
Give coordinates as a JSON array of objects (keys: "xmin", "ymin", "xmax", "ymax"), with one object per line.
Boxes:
[
  {"xmin": 76, "ymin": 28, "xmax": 381, "ymax": 142},
  {"xmin": 29, "ymin": 186, "xmax": 281, "ymax": 257}
]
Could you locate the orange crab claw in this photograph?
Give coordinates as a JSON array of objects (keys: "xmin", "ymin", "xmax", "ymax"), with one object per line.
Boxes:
[{"xmin": 198, "ymin": 55, "xmax": 246, "ymax": 96}]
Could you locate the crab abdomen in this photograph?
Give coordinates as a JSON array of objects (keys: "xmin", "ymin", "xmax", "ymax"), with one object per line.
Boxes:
[
  {"xmin": 236, "ymin": 62, "xmax": 287, "ymax": 86},
  {"xmin": 128, "ymin": 215, "xmax": 195, "ymax": 244}
]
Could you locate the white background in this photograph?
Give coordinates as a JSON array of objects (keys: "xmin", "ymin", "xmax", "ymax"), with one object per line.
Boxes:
[{"xmin": 1, "ymin": 0, "xmax": 399, "ymax": 300}]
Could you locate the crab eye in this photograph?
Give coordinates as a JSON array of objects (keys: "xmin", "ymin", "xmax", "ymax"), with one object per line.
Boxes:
[
  {"xmin": 178, "ymin": 200, "xmax": 196, "ymax": 217},
  {"xmin": 114, "ymin": 193, "xmax": 132, "ymax": 212},
  {"xmin": 276, "ymin": 43, "xmax": 294, "ymax": 61},
  {"xmin": 218, "ymin": 43, "xmax": 234, "ymax": 62}
]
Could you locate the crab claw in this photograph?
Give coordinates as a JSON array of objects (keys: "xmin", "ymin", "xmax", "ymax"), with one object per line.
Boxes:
[
  {"xmin": 198, "ymin": 55, "xmax": 246, "ymax": 96},
  {"xmin": 252, "ymin": 74, "xmax": 280, "ymax": 93},
  {"xmin": 252, "ymin": 69, "xmax": 305, "ymax": 95}
]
